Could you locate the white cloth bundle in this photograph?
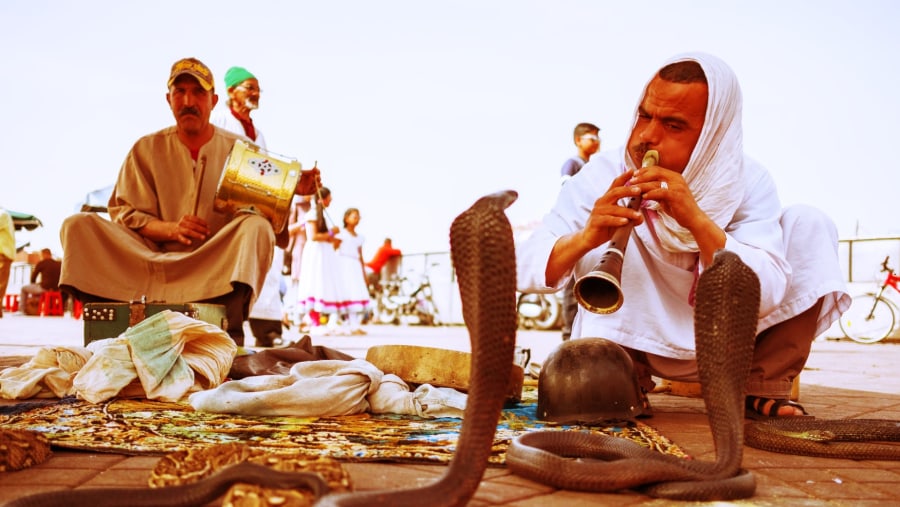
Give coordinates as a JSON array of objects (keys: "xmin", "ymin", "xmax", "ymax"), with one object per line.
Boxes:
[
  {"xmin": 0, "ymin": 347, "xmax": 92, "ymax": 399},
  {"xmin": 74, "ymin": 310, "xmax": 237, "ymax": 403},
  {"xmin": 189, "ymin": 358, "xmax": 468, "ymax": 419},
  {"xmin": 0, "ymin": 311, "xmax": 237, "ymax": 403}
]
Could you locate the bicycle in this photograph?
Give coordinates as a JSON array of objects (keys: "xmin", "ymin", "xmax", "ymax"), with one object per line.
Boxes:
[
  {"xmin": 516, "ymin": 291, "xmax": 563, "ymax": 330},
  {"xmin": 373, "ymin": 273, "xmax": 442, "ymax": 326},
  {"xmin": 838, "ymin": 255, "xmax": 900, "ymax": 344}
]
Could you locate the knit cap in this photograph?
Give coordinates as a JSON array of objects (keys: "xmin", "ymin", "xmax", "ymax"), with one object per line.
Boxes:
[{"xmin": 224, "ymin": 66, "xmax": 256, "ymax": 89}]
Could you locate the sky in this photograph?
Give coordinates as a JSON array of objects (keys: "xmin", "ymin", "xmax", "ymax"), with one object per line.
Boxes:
[{"xmin": 2, "ymin": 0, "xmax": 900, "ymax": 268}]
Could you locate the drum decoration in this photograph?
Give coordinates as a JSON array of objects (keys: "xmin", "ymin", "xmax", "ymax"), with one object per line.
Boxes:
[{"xmin": 214, "ymin": 139, "xmax": 301, "ymax": 233}]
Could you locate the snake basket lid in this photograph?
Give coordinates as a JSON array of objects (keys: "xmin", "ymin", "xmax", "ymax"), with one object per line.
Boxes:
[{"xmin": 366, "ymin": 345, "xmax": 524, "ymax": 402}]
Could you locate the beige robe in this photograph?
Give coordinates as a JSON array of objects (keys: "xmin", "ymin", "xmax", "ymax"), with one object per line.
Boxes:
[{"xmin": 60, "ymin": 126, "xmax": 274, "ymax": 303}]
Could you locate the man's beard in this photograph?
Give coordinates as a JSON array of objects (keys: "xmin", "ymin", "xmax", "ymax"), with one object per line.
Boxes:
[{"xmin": 244, "ymin": 98, "xmax": 259, "ymax": 111}]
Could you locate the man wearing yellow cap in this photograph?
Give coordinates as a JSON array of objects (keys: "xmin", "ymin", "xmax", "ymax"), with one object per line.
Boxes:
[
  {"xmin": 211, "ymin": 66, "xmax": 266, "ymax": 149},
  {"xmin": 59, "ymin": 57, "xmax": 318, "ymax": 345}
]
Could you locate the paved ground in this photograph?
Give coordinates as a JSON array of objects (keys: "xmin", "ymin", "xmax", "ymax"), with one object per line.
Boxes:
[{"xmin": 1, "ymin": 312, "xmax": 899, "ymax": 506}]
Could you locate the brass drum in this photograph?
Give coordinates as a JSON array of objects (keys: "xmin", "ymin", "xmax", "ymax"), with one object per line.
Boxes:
[{"xmin": 214, "ymin": 139, "xmax": 301, "ymax": 233}]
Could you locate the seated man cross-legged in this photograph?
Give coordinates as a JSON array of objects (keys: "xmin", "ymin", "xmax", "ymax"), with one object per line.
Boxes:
[
  {"xmin": 59, "ymin": 57, "xmax": 319, "ymax": 345},
  {"xmin": 516, "ymin": 52, "xmax": 850, "ymax": 419}
]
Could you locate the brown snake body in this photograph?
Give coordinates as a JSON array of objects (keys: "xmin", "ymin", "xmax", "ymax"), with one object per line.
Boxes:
[
  {"xmin": 745, "ymin": 418, "xmax": 900, "ymax": 460},
  {"xmin": 507, "ymin": 248, "xmax": 760, "ymax": 500},
  {"xmin": 4, "ymin": 462, "xmax": 330, "ymax": 507},
  {"xmin": 316, "ymin": 190, "xmax": 520, "ymax": 506}
]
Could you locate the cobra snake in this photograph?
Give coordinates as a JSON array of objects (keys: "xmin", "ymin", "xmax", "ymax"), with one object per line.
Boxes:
[
  {"xmin": 7, "ymin": 190, "xmax": 899, "ymax": 506},
  {"xmin": 507, "ymin": 246, "xmax": 761, "ymax": 500}
]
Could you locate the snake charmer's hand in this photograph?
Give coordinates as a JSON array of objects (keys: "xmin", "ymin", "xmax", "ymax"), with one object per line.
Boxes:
[
  {"xmin": 295, "ymin": 167, "xmax": 322, "ymax": 196},
  {"xmin": 581, "ymin": 169, "xmax": 645, "ymax": 248},
  {"xmin": 630, "ymin": 163, "xmax": 704, "ymax": 228},
  {"xmin": 544, "ymin": 171, "xmax": 642, "ymax": 287},
  {"xmin": 630, "ymin": 162, "xmax": 725, "ymax": 265}
]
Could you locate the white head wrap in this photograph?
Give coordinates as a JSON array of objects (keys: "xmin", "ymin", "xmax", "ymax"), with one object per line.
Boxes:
[{"xmin": 625, "ymin": 52, "xmax": 745, "ymax": 253}]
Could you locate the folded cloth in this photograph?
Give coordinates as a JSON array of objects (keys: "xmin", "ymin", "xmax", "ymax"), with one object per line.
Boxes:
[
  {"xmin": 190, "ymin": 359, "xmax": 378, "ymax": 416},
  {"xmin": 368, "ymin": 374, "xmax": 467, "ymax": 418},
  {"xmin": 127, "ymin": 310, "xmax": 236, "ymax": 399},
  {"xmin": 0, "ymin": 347, "xmax": 92, "ymax": 399},
  {"xmin": 229, "ymin": 335, "xmax": 354, "ymax": 379},
  {"xmin": 74, "ymin": 310, "xmax": 237, "ymax": 403},
  {"xmin": 2, "ymin": 312, "xmax": 236, "ymax": 403},
  {"xmin": 190, "ymin": 358, "xmax": 468, "ymax": 418},
  {"xmin": 72, "ymin": 338, "xmax": 140, "ymax": 403}
]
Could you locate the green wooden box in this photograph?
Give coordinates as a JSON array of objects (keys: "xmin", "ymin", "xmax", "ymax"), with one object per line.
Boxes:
[{"xmin": 82, "ymin": 302, "xmax": 227, "ymax": 346}]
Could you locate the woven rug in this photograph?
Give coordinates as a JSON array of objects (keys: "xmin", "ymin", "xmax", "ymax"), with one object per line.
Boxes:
[{"xmin": 0, "ymin": 387, "xmax": 687, "ymax": 465}]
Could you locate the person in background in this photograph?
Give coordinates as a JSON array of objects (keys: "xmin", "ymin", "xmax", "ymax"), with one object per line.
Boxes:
[
  {"xmin": 335, "ymin": 207, "xmax": 371, "ymax": 335},
  {"xmin": 211, "ymin": 66, "xmax": 266, "ymax": 149},
  {"xmin": 559, "ymin": 122, "xmax": 601, "ymax": 184},
  {"xmin": 559, "ymin": 122, "xmax": 602, "ymax": 341},
  {"xmin": 281, "ymin": 194, "xmax": 313, "ymax": 332},
  {"xmin": 285, "ymin": 194, "xmax": 313, "ymax": 283},
  {"xmin": 296, "ymin": 187, "xmax": 343, "ymax": 335},
  {"xmin": 247, "ymin": 248, "xmax": 287, "ymax": 347},
  {"xmin": 20, "ymin": 248, "xmax": 63, "ymax": 314},
  {"xmin": 365, "ymin": 237, "xmax": 403, "ymax": 292},
  {"xmin": 517, "ymin": 52, "xmax": 849, "ymax": 419},
  {"xmin": 58, "ymin": 57, "xmax": 319, "ymax": 345},
  {"xmin": 211, "ymin": 64, "xmax": 289, "ymax": 346},
  {"xmin": 0, "ymin": 208, "xmax": 13, "ymax": 318}
]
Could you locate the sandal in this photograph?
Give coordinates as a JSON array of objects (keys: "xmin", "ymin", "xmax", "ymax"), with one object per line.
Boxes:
[{"xmin": 745, "ymin": 395, "xmax": 811, "ymax": 420}]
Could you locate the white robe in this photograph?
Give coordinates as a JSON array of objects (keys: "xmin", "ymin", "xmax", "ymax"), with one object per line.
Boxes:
[
  {"xmin": 517, "ymin": 148, "xmax": 799, "ymax": 360},
  {"xmin": 211, "ymin": 108, "xmax": 267, "ymax": 150},
  {"xmin": 517, "ymin": 52, "xmax": 849, "ymax": 367}
]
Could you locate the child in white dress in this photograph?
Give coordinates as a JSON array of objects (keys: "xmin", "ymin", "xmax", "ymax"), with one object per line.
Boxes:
[{"xmin": 335, "ymin": 207, "xmax": 372, "ymax": 334}]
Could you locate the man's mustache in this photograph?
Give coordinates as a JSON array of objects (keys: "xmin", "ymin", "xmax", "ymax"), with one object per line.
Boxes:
[
  {"xmin": 631, "ymin": 142, "xmax": 651, "ymax": 156},
  {"xmin": 178, "ymin": 106, "xmax": 201, "ymax": 117}
]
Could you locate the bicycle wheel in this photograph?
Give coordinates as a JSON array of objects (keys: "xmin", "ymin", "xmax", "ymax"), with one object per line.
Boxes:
[
  {"xmin": 532, "ymin": 293, "xmax": 562, "ymax": 331},
  {"xmin": 839, "ymin": 294, "xmax": 895, "ymax": 344},
  {"xmin": 415, "ymin": 294, "xmax": 441, "ymax": 326}
]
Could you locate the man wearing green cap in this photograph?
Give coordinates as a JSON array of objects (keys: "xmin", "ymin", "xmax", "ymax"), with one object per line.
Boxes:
[
  {"xmin": 212, "ymin": 66, "xmax": 266, "ymax": 149},
  {"xmin": 59, "ymin": 57, "xmax": 319, "ymax": 345},
  {"xmin": 213, "ymin": 65, "xmax": 284, "ymax": 346}
]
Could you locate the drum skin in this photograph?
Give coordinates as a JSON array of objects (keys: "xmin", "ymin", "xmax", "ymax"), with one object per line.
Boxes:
[
  {"xmin": 366, "ymin": 344, "xmax": 525, "ymax": 402},
  {"xmin": 214, "ymin": 140, "xmax": 301, "ymax": 233}
]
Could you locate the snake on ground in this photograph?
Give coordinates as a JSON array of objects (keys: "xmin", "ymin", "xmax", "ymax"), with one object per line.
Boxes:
[{"xmin": 6, "ymin": 190, "xmax": 899, "ymax": 507}]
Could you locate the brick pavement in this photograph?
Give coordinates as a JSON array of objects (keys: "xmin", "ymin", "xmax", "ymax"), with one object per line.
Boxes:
[{"xmin": 1, "ymin": 313, "xmax": 899, "ymax": 506}]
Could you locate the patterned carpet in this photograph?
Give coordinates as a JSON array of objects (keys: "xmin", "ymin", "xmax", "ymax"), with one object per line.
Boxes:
[{"xmin": 0, "ymin": 387, "xmax": 687, "ymax": 465}]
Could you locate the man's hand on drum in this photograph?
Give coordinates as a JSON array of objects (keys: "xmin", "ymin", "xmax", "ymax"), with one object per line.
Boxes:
[{"xmin": 295, "ymin": 167, "xmax": 322, "ymax": 196}]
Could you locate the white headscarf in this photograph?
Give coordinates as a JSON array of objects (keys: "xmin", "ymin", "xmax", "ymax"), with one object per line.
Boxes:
[{"xmin": 625, "ymin": 52, "xmax": 745, "ymax": 253}]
